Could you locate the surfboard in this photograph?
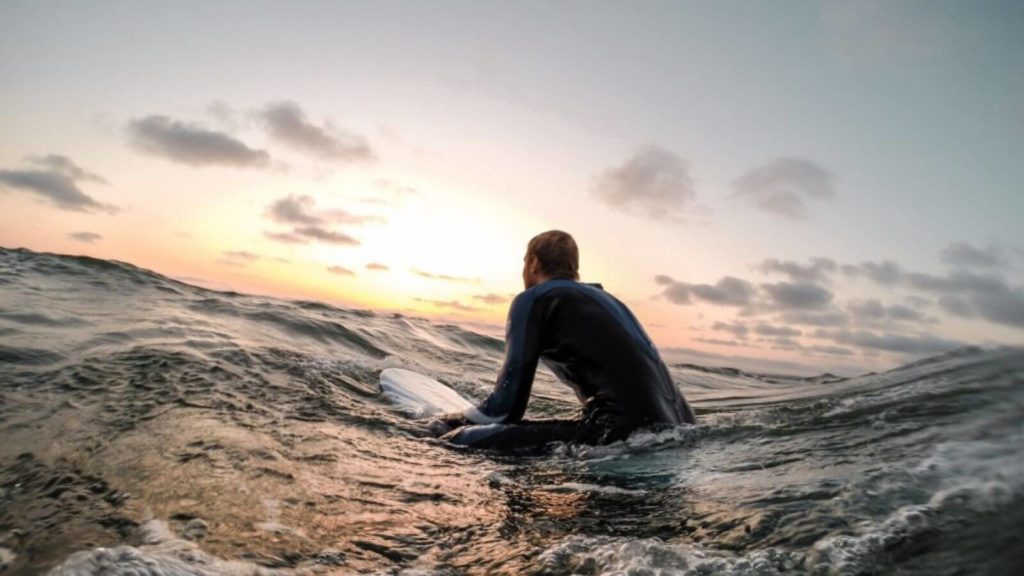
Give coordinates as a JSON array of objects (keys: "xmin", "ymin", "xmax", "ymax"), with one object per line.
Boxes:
[{"xmin": 379, "ymin": 368, "xmax": 474, "ymax": 418}]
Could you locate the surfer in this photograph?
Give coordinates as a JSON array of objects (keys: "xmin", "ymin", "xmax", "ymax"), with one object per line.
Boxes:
[{"xmin": 433, "ymin": 230, "xmax": 696, "ymax": 450}]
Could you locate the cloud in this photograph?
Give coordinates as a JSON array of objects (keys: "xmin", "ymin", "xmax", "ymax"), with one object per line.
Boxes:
[
  {"xmin": 412, "ymin": 269, "xmax": 480, "ymax": 283},
  {"xmin": 814, "ymin": 328, "xmax": 965, "ymax": 355},
  {"xmin": 222, "ymin": 250, "xmax": 262, "ymax": 263},
  {"xmin": 733, "ymin": 158, "xmax": 835, "ymax": 219},
  {"xmin": 759, "ymin": 257, "xmax": 837, "ymax": 283},
  {"xmin": 266, "ymin": 194, "xmax": 382, "ymax": 226},
  {"xmin": 753, "ymin": 323, "xmax": 802, "ymax": 337},
  {"xmin": 366, "ymin": 263, "xmax": 389, "ymax": 271},
  {"xmin": 778, "ymin": 310, "xmax": 851, "ymax": 327},
  {"xmin": 841, "ymin": 260, "xmax": 904, "ymax": 285},
  {"xmin": 27, "ymin": 154, "xmax": 108, "ymax": 184},
  {"xmin": 941, "ymin": 241, "xmax": 1010, "ymax": 270},
  {"xmin": 414, "ymin": 298, "xmax": 479, "ymax": 312},
  {"xmin": 656, "ymin": 275, "xmax": 756, "ymax": 307},
  {"xmin": 260, "ymin": 101, "xmax": 374, "ymax": 162},
  {"xmin": 808, "ymin": 344, "xmax": 855, "ymax": 356},
  {"xmin": 761, "ymin": 281, "xmax": 834, "ymax": 310},
  {"xmin": 292, "ymin": 226, "xmax": 359, "ymax": 245},
  {"xmin": 694, "ymin": 337, "xmax": 753, "ymax": 348},
  {"xmin": 711, "ymin": 321, "xmax": 749, "ymax": 339},
  {"xmin": 849, "ymin": 262, "xmax": 1024, "ymax": 330},
  {"xmin": 0, "ymin": 154, "xmax": 118, "ymax": 213},
  {"xmin": 263, "ymin": 231, "xmax": 309, "ymax": 244},
  {"xmin": 846, "ymin": 298, "xmax": 927, "ymax": 324},
  {"xmin": 594, "ymin": 146, "xmax": 696, "ymax": 221},
  {"xmin": 67, "ymin": 231, "xmax": 103, "ymax": 243},
  {"xmin": 262, "ymin": 194, "xmax": 381, "ymax": 246},
  {"xmin": 128, "ymin": 115, "xmax": 270, "ymax": 167},
  {"xmin": 327, "ymin": 265, "xmax": 355, "ymax": 276},
  {"xmin": 473, "ymin": 293, "xmax": 510, "ymax": 305}
]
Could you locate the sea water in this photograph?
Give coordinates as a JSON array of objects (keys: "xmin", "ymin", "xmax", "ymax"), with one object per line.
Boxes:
[{"xmin": 0, "ymin": 247, "xmax": 1021, "ymax": 575}]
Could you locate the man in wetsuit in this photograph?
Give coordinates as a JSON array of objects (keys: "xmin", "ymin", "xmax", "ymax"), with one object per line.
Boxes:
[{"xmin": 436, "ymin": 230, "xmax": 696, "ymax": 450}]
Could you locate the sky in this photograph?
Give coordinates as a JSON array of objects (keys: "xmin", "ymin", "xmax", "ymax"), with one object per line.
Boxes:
[{"xmin": 1, "ymin": 0, "xmax": 1023, "ymax": 375}]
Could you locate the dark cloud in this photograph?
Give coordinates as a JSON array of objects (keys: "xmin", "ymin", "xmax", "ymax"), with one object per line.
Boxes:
[
  {"xmin": 327, "ymin": 265, "xmax": 355, "ymax": 276},
  {"xmin": 293, "ymin": 226, "xmax": 360, "ymax": 245},
  {"xmin": 841, "ymin": 260, "xmax": 904, "ymax": 286},
  {"xmin": 779, "ymin": 310, "xmax": 851, "ymax": 327},
  {"xmin": 711, "ymin": 321, "xmax": 749, "ymax": 339},
  {"xmin": 733, "ymin": 157, "xmax": 835, "ymax": 219},
  {"xmin": 366, "ymin": 263, "xmax": 389, "ymax": 271},
  {"xmin": 759, "ymin": 257, "xmax": 837, "ymax": 283},
  {"xmin": 941, "ymin": 242, "xmax": 1010, "ymax": 270},
  {"xmin": 594, "ymin": 146, "xmax": 696, "ymax": 221},
  {"xmin": 473, "ymin": 293, "xmax": 510, "ymax": 305},
  {"xmin": 814, "ymin": 328, "xmax": 966, "ymax": 355},
  {"xmin": 753, "ymin": 323, "xmax": 802, "ymax": 337},
  {"xmin": 261, "ymin": 101, "xmax": 374, "ymax": 162},
  {"xmin": 761, "ymin": 281, "xmax": 834, "ymax": 310},
  {"xmin": 412, "ymin": 269, "xmax": 480, "ymax": 283},
  {"xmin": 846, "ymin": 299, "xmax": 928, "ymax": 324},
  {"xmin": 27, "ymin": 154, "xmax": 108, "ymax": 184},
  {"xmin": 128, "ymin": 115, "xmax": 271, "ymax": 167},
  {"xmin": 844, "ymin": 258, "xmax": 1024, "ymax": 330},
  {"xmin": 657, "ymin": 275, "xmax": 756, "ymax": 307},
  {"xmin": 414, "ymin": 298, "xmax": 479, "ymax": 312},
  {"xmin": 0, "ymin": 156, "xmax": 117, "ymax": 214},
  {"xmin": 67, "ymin": 231, "xmax": 102, "ymax": 243},
  {"xmin": 765, "ymin": 337, "xmax": 803, "ymax": 351}
]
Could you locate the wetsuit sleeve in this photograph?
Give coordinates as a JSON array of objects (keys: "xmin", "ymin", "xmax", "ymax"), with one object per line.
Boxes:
[{"xmin": 463, "ymin": 291, "xmax": 543, "ymax": 424}]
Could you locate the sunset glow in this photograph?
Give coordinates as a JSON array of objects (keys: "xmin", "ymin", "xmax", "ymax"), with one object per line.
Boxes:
[{"xmin": 2, "ymin": 1, "xmax": 1022, "ymax": 375}]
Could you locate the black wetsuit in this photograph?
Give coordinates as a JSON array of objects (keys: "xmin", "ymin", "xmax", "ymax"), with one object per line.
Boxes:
[{"xmin": 445, "ymin": 278, "xmax": 696, "ymax": 450}]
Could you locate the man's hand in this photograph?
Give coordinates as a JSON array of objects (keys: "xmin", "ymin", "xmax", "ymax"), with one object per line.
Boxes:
[{"xmin": 425, "ymin": 411, "xmax": 470, "ymax": 436}]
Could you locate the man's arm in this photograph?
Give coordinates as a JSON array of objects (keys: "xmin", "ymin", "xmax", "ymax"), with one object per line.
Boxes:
[{"xmin": 463, "ymin": 291, "xmax": 544, "ymax": 424}]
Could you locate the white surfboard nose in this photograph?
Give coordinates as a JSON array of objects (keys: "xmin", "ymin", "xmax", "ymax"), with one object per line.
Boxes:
[{"xmin": 379, "ymin": 368, "xmax": 474, "ymax": 417}]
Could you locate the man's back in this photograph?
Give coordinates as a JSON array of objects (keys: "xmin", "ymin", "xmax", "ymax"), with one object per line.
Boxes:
[{"xmin": 468, "ymin": 279, "xmax": 696, "ymax": 429}]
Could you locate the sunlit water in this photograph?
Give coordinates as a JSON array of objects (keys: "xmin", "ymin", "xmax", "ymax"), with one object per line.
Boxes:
[{"xmin": 1, "ymin": 247, "xmax": 1022, "ymax": 575}]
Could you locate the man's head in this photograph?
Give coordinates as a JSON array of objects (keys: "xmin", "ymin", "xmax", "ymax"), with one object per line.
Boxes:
[{"xmin": 523, "ymin": 230, "xmax": 579, "ymax": 288}]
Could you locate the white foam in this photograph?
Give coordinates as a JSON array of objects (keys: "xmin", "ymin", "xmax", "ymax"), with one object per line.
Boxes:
[{"xmin": 48, "ymin": 520, "xmax": 275, "ymax": 576}]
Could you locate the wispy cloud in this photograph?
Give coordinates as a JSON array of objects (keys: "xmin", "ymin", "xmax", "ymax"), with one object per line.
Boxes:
[
  {"xmin": 67, "ymin": 231, "xmax": 103, "ymax": 243},
  {"xmin": 260, "ymin": 101, "xmax": 374, "ymax": 163},
  {"xmin": 28, "ymin": 154, "xmax": 108, "ymax": 184},
  {"xmin": 0, "ymin": 154, "xmax": 117, "ymax": 213},
  {"xmin": 734, "ymin": 158, "xmax": 835, "ymax": 219},
  {"xmin": 412, "ymin": 269, "xmax": 480, "ymax": 283},
  {"xmin": 473, "ymin": 293, "xmax": 511, "ymax": 306},
  {"xmin": 327, "ymin": 265, "xmax": 355, "ymax": 276},
  {"xmin": 753, "ymin": 323, "xmax": 802, "ymax": 337},
  {"xmin": 128, "ymin": 115, "xmax": 271, "ymax": 168},
  {"xmin": 222, "ymin": 250, "xmax": 262, "ymax": 263},
  {"xmin": 414, "ymin": 298, "xmax": 479, "ymax": 312},
  {"xmin": 266, "ymin": 194, "xmax": 383, "ymax": 226},
  {"xmin": 292, "ymin": 226, "xmax": 360, "ymax": 245},
  {"xmin": 813, "ymin": 328, "xmax": 965, "ymax": 355},
  {"xmin": 594, "ymin": 146, "xmax": 696, "ymax": 221},
  {"xmin": 711, "ymin": 321, "xmax": 749, "ymax": 339},
  {"xmin": 366, "ymin": 262, "xmax": 389, "ymax": 271}
]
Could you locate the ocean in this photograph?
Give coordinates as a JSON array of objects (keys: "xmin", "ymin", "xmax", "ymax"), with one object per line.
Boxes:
[{"xmin": 0, "ymin": 247, "xmax": 1021, "ymax": 575}]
